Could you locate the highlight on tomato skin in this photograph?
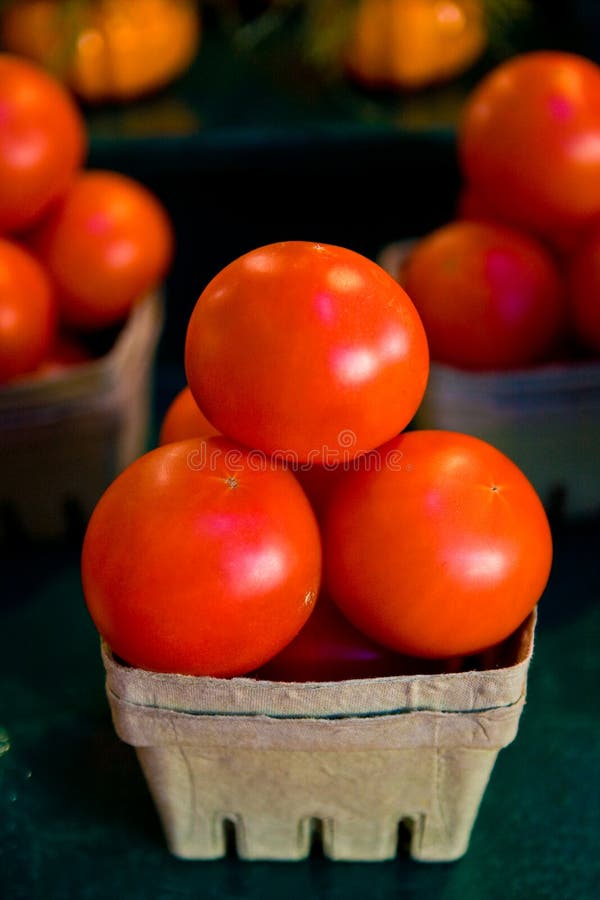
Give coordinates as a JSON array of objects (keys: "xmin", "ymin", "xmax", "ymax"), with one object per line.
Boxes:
[
  {"xmin": 184, "ymin": 241, "xmax": 430, "ymax": 464},
  {"xmin": 81, "ymin": 436, "xmax": 323, "ymax": 677},
  {"xmin": 322, "ymin": 429, "xmax": 553, "ymax": 660}
]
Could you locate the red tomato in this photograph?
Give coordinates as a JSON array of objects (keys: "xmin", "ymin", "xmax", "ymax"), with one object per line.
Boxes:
[
  {"xmin": 402, "ymin": 220, "xmax": 566, "ymax": 369},
  {"xmin": 30, "ymin": 170, "xmax": 173, "ymax": 330},
  {"xmin": 159, "ymin": 385, "xmax": 220, "ymax": 445},
  {"xmin": 255, "ymin": 593, "xmax": 431, "ymax": 682},
  {"xmin": 185, "ymin": 242, "xmax": 429, "ymax": 463},
  {"xmin": 0, "ymin": 54, "xmax": 86, "ymax": 234},
  {"xmin": 81, "ymin": 436, "xmax": 322, "ymax": 676},
  {"xmin": 323, "ymin": 430, "xmax": 552, "ymax": 658},
  {"xmin": 459, "ymin": 52, "xmax": 600, "ymax": 245},
  {"xmin": 0, "ymin": 237, "xmax": 57, "ymax": 383},
  {"xmin": 566, "ymin": 224, "xmax": 600, "ymax": 353}
]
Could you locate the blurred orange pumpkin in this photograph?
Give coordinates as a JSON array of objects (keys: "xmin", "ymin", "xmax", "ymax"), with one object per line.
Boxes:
[
  {"xmin": 1, "ymin": 0, "xmax": 200, "ymax": 103},
  {"xmin": 344, "ymin": 0, "xmax": 487, "ymax": 91}
]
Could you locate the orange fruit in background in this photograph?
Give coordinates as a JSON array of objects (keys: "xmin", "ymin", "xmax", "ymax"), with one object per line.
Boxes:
[
  {"xmin": 344, "ymin": 0, "xmax": 486, "ymax": 90},
  {"xmin": 1, "ymin": 0, "xmax": 201, "ymax": 103}
]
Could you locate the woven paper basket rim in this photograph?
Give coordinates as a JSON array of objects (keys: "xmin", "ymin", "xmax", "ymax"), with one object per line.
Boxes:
[
  {"xmin": 0, "ymin": 290, "xmax": 164, "ymax": 418},
  {"xmin": 102, "ymin": 609, "xmax": 535, "ymax": 720}
]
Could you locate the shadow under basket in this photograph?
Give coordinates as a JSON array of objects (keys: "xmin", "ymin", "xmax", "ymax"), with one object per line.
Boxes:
[
  {"xmin": 378, "ymin": 240, "xmax": 600, "ymax": 520},
  {"xmin": 102, "ymin": 611, "xmax": 535, "ymax": 863},
  {"xmin": 0, "ymin": 293, "xmax": 163, "ymax": 542}
]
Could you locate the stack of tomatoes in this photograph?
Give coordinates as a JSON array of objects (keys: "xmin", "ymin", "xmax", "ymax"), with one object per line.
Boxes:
[
  {"xmin": 397, "ymin": 50, "xmax": 600, "ymax": 370},
  {"xmin": 0, "ymin": 54, "xmax": 172, "ymax": 385},
  {"xmin": 82, "ymin": 240, "xmax": 553, "ymax": 681}
]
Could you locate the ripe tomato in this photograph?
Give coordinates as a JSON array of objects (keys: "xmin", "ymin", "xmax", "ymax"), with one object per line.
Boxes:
[
  {"xmin": 255, "ymin": 593, "xmax": 431, "ymax": 682},
  {"xmin": 0, "ymin": 237, "xmax": 56, "ymax": 383},
  {"xmin": 30, "ymin": 170, "xmax": 173, "ymax": 330},
  {"xmin": 159, "ymin": 385, "xmax": 220, "ymax": 445},
  {"xmin": 81, "ymin": 437, "xmax": 322, "ymax": 676},
  {"xmin": 0, "ymin": 54, "xmax": 86, "ymax": 234},
  {"xmin": 185, "ymin": 242, "xmax": 429, "ymax": 463},
  {"xmin": 402, "ymin": 220, "xmax": 566, "ymax": 369},
  {"xmin": 459, "ymin": 51, "xmax": 600, "ymax": 245},
  {"xmin": 566, "ymin": 224, "xmax": 600, "ymax": 353},
  {"xmin": 323, "ymin": 430, "xmax": 552, "ymax": 658}
]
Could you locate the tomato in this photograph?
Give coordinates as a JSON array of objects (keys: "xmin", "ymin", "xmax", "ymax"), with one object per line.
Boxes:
[
  {"xmin": 322, "ymin": 430, "xmax": 552, "ymax": 658},
  {"xmin": 254, "ymin": 592, "xmax": 433, "ymax": 682},
  {"xmin": 459, "ymin": 52, "xmax": 600, "ymax": 246},
  {"xmin": 185, "ymin": 241, "xmax": 429, "ymax": 463},
  {"xmin": 0, "ymin": 54, "xmax": 86, "ymax": 234},
  {"xmin": 0, "ymin": 237, "xmax": 57, "ymax": 383},
  {"xmin": 402, "ymin": 220, "xmax": 566, "ymax": 369},
  {"xmin": 159, "ymin": 385, "xmax": 220, "ymax": 445},
  {"xmin": 566, "ymin": 224, "xmax": 600, "ymax": 353},
  {"xmin": 30, "ymin": 170, "xmax": 173, "ymax": 330},
  {"xmin": 81, "ymin": 436, "xmax": 322, "ymax": 676}
]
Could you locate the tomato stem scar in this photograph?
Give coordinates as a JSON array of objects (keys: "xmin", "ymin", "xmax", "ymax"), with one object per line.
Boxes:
[{"xmin": 225, "ymin": 476, "xmax": 238, "ymax": 490}]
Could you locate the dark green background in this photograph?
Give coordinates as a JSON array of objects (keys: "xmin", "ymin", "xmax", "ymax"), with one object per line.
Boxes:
[{"xmin": 2, "ymin": 13, "xmax": 600, "ymax": 898}]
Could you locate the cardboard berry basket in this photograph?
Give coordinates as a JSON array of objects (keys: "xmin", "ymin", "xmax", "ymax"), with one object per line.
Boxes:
[
  {"xmin": 0, "ymin": 293, "xmax": 163, "ymax": 542},
  {"xmin": 378, "ymin": 241, "xmax": 600, "ymax": 519},
  {"xmin": 101, "ymin": 610, "xmax": 535, "ymax": 863}
]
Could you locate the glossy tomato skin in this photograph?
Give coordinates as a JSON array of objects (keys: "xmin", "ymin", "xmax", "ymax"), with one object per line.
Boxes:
[
  {"xmin": 159, "ymin": 385, "xmax": 220, "ymax": 445},
  {"xmin": 82, "ymin": 437, "xmax": 322, "ymax": 676},
  {"xmin": 0, "ymin": 238, "xmax": 57, "ymax": 383},
  {"xmin": 185, "ymin": 242, "xmax": 429, "ymax": 463},
  {"xmin": 566, "ymin": 225, "xmax": 600, "ymax": 353},
  {"xmin": 402, "ymin": 221, "xmax": 566, "ymax": 369},
  {"xmin": 254, "ymin": 593, "xmax": 432, "ymax": 682},
  {"xmin": 323, "ymin": 430, "xmax": 552, "ymax": 658},
  {"xmin": 459, "ymin": 52, "xmax": 600, "ymax": 244},
  {"xmin": 30, "ymin": 170, "xmax": 173, "ymax": 330},
  {"xmin": 0, "ymin": 54, "xmax": 86, "ymax": 234}
]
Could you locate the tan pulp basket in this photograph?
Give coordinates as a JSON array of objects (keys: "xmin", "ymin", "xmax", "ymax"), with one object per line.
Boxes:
[
  {"xmin": 378, "ymin": 241, "xmax": 600, "ymax": 519},
  {"xmin": 102, "ymin": 611, "xmax": 535, "ymax": 863},
  {"xmin": 0, "ymin": 293, "xmax": 164, "ymax": 541}
]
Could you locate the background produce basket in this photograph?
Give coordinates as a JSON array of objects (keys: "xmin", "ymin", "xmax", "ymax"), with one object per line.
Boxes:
[
  {"xmin": 378, "ymin": 241, "xmax": 600, "ymax": 519},
  {"xmin": 102, "ymin": 611, "xmax": 535, "ymax": 864},
  {"xmin": 0, "ymin": 292, "xmax": 163, "ymax": 542}
]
